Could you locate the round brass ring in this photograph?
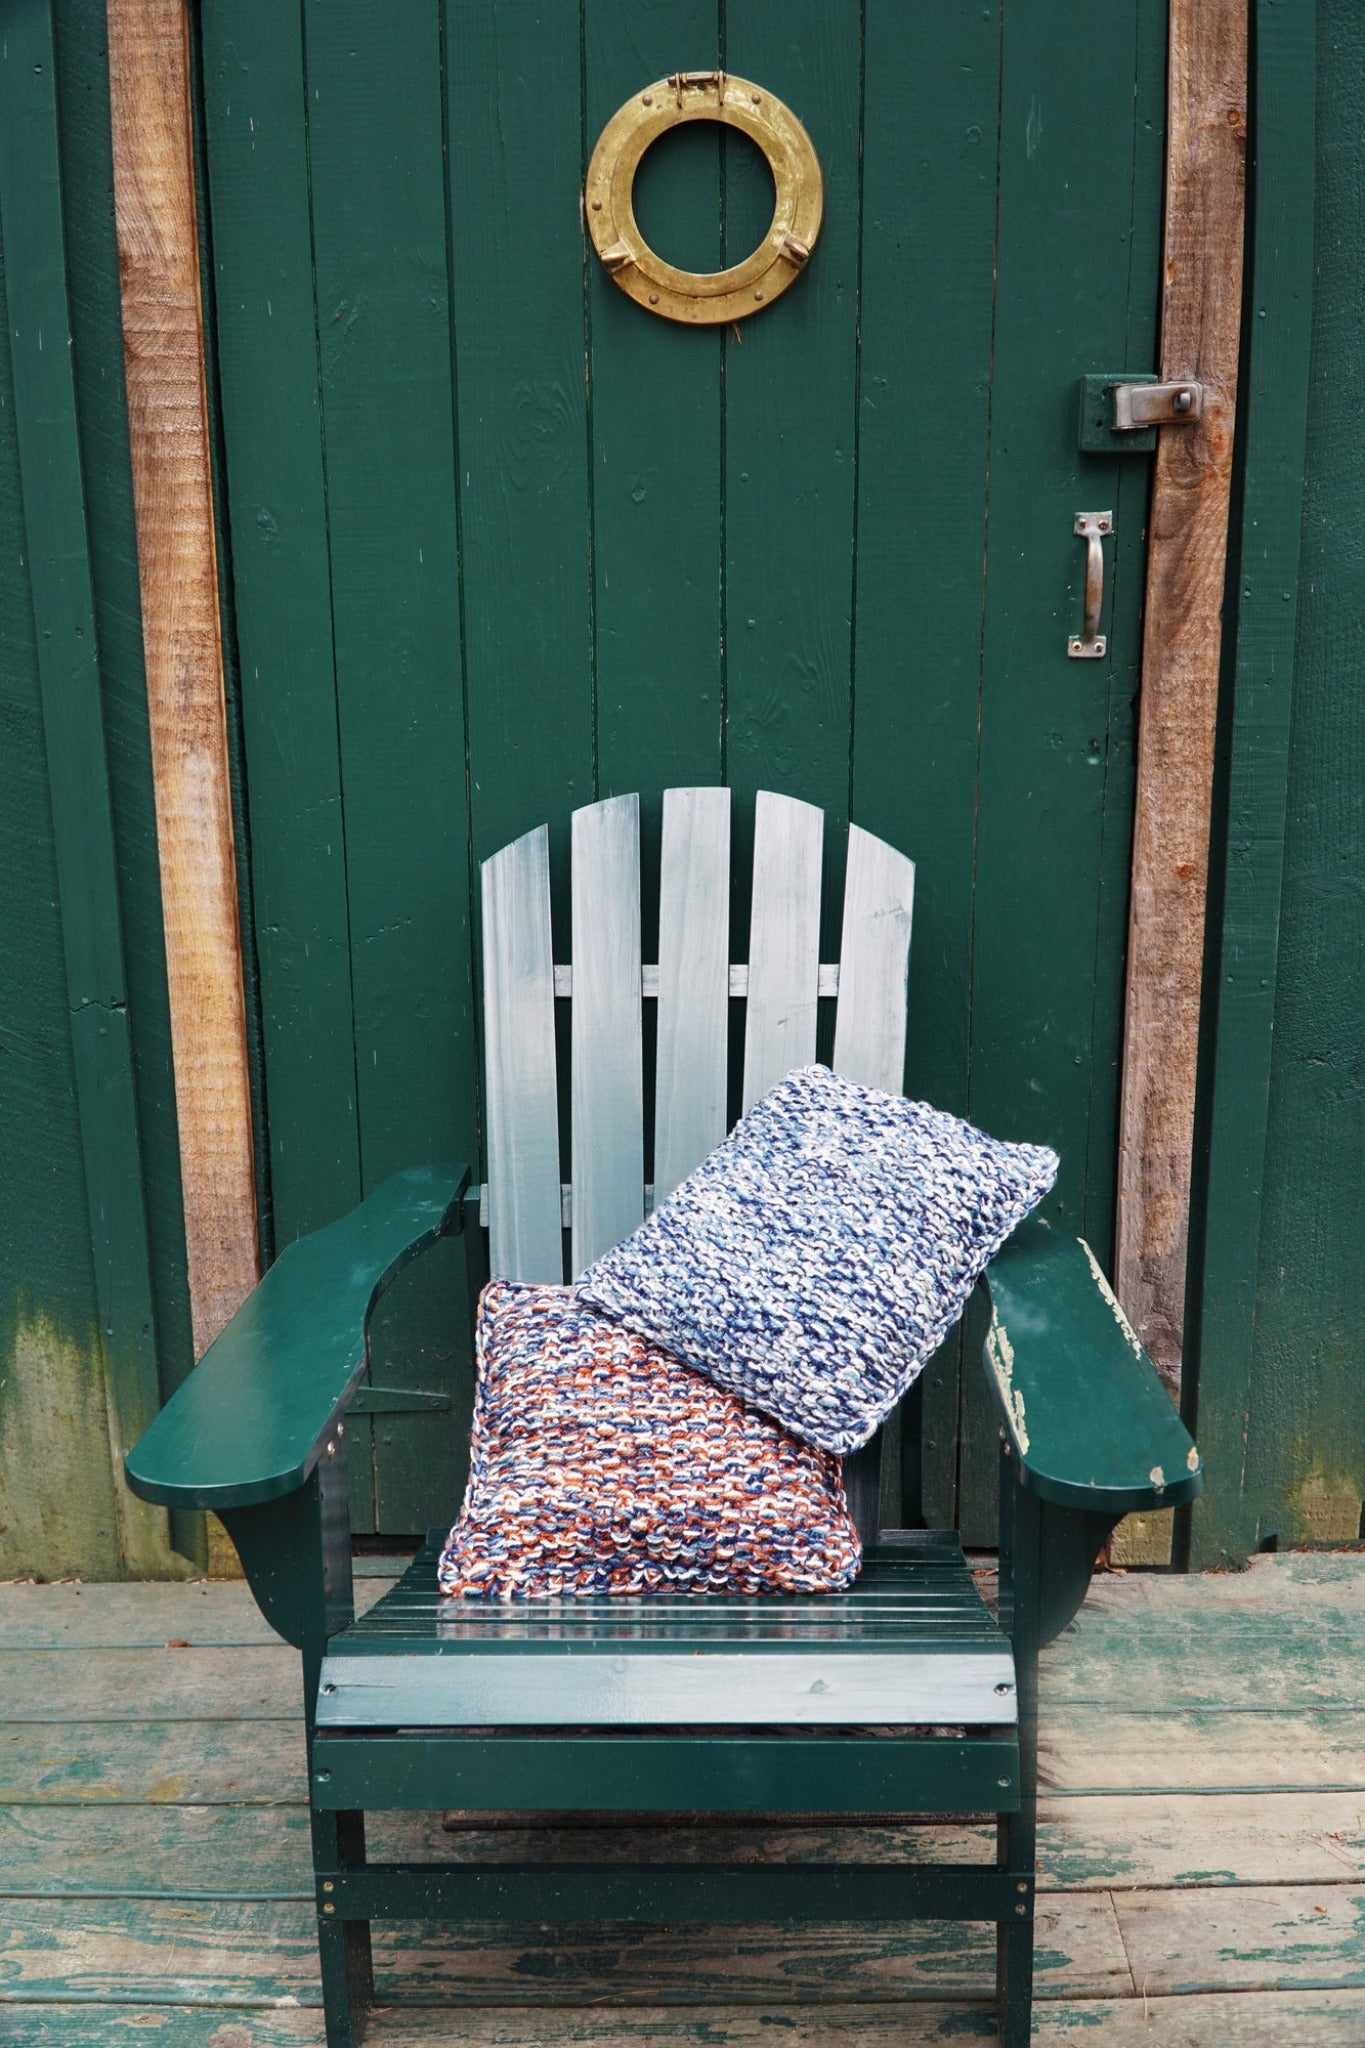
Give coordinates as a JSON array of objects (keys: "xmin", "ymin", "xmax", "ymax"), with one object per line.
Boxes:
[{"xmin": 585, "ymin": 72, "xmax": 823, "ymax": 325}]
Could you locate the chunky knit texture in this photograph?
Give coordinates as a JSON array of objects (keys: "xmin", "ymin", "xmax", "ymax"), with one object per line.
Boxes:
[
  {"xmin": 437, "ymin": 1281, "xmax": 861, "ymax": 1599},
  {"xmin": 578, "ymin": 1064, "xmax": 1059, "ymax": 1454}
]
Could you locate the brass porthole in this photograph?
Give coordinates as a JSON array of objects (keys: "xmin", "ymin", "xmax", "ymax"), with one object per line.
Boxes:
[{"xmin": 585, "ymin": 71, "xmax": 823, "ymax": 325}]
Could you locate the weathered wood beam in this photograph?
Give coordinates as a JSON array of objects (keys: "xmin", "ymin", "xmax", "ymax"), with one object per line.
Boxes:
[
  {"xmin": 0, "ymin": 4, "xmax": 182, "ymax": 1577},
  {"xmin": 106, "ymin": 0, "xmax": 259, "ymax": 1362},
  {"xmin": 1115, "ymin": 0, "xmax": 1248, "ymax": 1396}
]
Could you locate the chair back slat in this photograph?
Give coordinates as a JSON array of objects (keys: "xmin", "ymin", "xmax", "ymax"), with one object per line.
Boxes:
[
  {"xmin": 570, "ymin": 795, "xmax": 645, "ymax": 1275},
  {"xmin": 654, "ymin": 786, "xmax": 732, "ymax": 1202},
  {"xmin": 832, "ymin": 824, "xmax": 916, "ymax": 1094},
  {"xmin": 481, "ymin": 825, "xmax": 562, "ymax": 1282},
  {"xmin": 741, "ymin": 791, "xmax": 824, "ymax": 1111}
]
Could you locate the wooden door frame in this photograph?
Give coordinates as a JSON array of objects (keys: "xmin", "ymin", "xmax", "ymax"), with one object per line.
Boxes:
[{"xmin": 108, "ymin": 0, "xmax": 1302, "ymax": 1568}]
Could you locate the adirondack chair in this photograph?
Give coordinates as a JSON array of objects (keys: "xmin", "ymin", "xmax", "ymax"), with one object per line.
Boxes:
[{"xmin": 126, "ymin": 788, "xmax": 1201, "ymax": 2047}]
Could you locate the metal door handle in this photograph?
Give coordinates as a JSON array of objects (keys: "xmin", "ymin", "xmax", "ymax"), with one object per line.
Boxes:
[{"xmin": 1068, "ymin": 510, "xmax": 1112, "ymax": 658}]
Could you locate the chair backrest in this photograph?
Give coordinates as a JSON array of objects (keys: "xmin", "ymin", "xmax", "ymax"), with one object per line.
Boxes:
[
  {"xmin": 479, "ymin": 788, "xmax": 916, "ymax": 1534},
  {"xmin": 481, "ymin": 787, "xmax": 915, "ymax": 1281}
]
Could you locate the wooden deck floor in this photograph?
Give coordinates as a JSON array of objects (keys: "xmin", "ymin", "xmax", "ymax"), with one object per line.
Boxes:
[{"xmin": 1, "ymin": 1549, "xmax": 1361, "ymax": 2045}]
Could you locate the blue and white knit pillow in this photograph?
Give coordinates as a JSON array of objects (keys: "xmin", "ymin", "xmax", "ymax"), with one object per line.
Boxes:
[{"xmin": 577, "ymin": 1064, "xmax": 1058, "ymax": 1455}]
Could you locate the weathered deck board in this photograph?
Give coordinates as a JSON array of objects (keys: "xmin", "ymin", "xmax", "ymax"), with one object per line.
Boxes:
[
  {"xmin": 0, "ymin": 1719, "xmax": 305, "ymax": 1804},
  {"xmin": 0, "ymin": 1646, "xmax": 297, "ymax": 1719},
  {"xmin": 6, "ymin": 1991, "xmax": 1365, "ymax": 2045},
  {"xmin": 4, "ymin": 1794, "xmax": 1362, "ymax": 1899},
  {"xmin": 1115, "ymin": 1883, "xmax": 1365, "ymax": 1994},
  {"xmin": 0, "ymin": 1570, "xmax": 396, "ymax": 1649},
  {"xmin": 0, "ymin": 1892, "xmax": 1131, "ymax": 2005},
  {"xmin": 1040, "ymin": 1710, "xmax": 1365, "ymax": 1793}
]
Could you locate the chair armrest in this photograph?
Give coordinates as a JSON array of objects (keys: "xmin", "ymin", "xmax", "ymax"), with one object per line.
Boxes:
[
  {"xmin": 981, "ymin": 1217, "xmax": 1203, "ymax": 1514},
  {"xmin": 125, "ymin": 1164, "xmax": 470, "ymax": 1513}
]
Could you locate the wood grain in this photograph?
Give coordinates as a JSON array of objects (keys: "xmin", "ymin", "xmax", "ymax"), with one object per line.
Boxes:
[
  {"xmin": 1115, "ymin": 0, "xmax": 1248, "ymax": 1395},
  {"xmin": 106, "ymin": 0, "xmax": 258, "ymax": 1356},
  {"xmin": 4, "ymin": 1992, "xmax": 1364, "ymax": 2047},
  {"xmin": 570, "ymin": 797, "xmax": 645, "ymax": 1275}
]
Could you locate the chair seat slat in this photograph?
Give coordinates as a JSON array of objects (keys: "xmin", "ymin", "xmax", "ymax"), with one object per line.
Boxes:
[
  {"xmin": 654, "ymin": 786, "xmax": 732, "ymax": 1201},
  {"xmin": 571, "ymin": 795, "xmax": 645, "ymax": 1274},
  {"xmin": 832, "ymin": 824, "xmax": 916, "ymax": 1093},
  {"xmin": 742, "ymin": 791, "xmax": 824, "ymax": 1111},
  {"xmin": 482, "ymin": 826, "xmax": 562, "ymax": 1282}
]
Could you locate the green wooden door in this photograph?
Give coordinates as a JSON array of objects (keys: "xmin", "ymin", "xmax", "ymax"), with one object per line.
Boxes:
[{"xmin": 202, "ymin": 0, "xmax": 1164, "ymax": 1542}]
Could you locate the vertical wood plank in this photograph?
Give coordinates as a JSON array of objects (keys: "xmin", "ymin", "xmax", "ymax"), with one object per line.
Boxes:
[
  {"xmin": 1223, "ymin": 0, "xmax": 1365, "ymax": 1557},
  {"xmin": 722, "ymin": 0, "xmax": 861, "ymax": 957},
  {"xmin": 585, "ymin": 0, "xmax": 725, "ymax": 825},
  {"xmin": 654, "ymin": 786, "xmax": 732, "ymax": 1200},
  {"xmin": 303, "ymin": 2, "xmax": 475, "ymax": 1531},
  {"xmin": 1187, "ymin": 0, "xmax": 1316, "ymax": 1568},
  {"xmin": 742, "ymin": 792, "xmax": 823, "ymax": 1111},
  {"xmin": 107, "ymin": 0, "xmax": 259, "ymax": 1358},
  {"xmin": 449, "ymin": 4, "xmax": 595, "ymax": 886},
  {"xmin": 198, "ymin": 0, "xmax": 362, "ymax": 1243},
  {"xmin": 851, "ymin": 0, "xmax": 1002, "ymax": 1529},
  {"xmin": 303, "ymin": 1, "xmax": 473, "ymax": 1188},
  {"xmin": 483, "ymin": 830, "xmax": 563, "ymax": 1285},
  {"xmin": 832, "ymin": 827, "xmax": 915, "ymax": 1095},
  {"xmin": 0, "ymin": 6, "xmax": 176, "ymax": 1576},
  {"xmin": 960, "ymin": 0, "xmax": 1160, "ymax": 1543},
  {"xmin": 1115, "ymin": 0, "xmax": 1249, "ymax": 1393},
  {"xmin": 571, "ymin": 796, "xmax": 644, "ymax": 1274}
]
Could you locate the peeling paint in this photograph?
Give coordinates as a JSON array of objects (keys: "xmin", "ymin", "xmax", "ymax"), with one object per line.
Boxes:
[
  {"xmin": 987, "ymin": 1309, "xmax": 1029, "ymax": 1455},
  {"xmin": 1077, "ymin": 1238, "xmax": 1145, "ymax": 1359}
]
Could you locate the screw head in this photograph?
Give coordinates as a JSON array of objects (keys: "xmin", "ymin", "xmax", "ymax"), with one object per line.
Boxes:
[
  {"xmin": 642, "ymin": 93, "xmax": 652, "ymax": 105},
  {"xmin": 323, "ymin": 1902, "xmax": 335, "ymax": 1914},
  {"xmin": 323, "ymin": 1880, "xmax": 335, "ymax": 1892},
  {"xmin": 322, "ymin": 1682, "xmax": 336, "ymax": 1694},
  {"xmin": 994, "ymin": 1681, "xmax": 1013, "ymax": 1695},
  {"xmin": 1015, "ymin": 1902, "xmax": 1027, "ymax": 1916},
  {"xmin": 591, "ymin": 198, "xmax": 602, "ymax": 210},
  {"xmin": 754, "ymin": 290, "xmax": 764, "ymax": 301}
]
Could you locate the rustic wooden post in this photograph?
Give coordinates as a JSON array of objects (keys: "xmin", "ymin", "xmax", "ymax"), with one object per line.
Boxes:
[
  {"xmin": 1113, "ymin": 0, "xmax": 1249, "ymax": 1567},
  {"xmin": 106, "ymin": 0, "xmax": 259, "ymax": 1378}
]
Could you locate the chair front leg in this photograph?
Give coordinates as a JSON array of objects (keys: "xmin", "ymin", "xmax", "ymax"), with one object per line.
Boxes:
[{"xmin": 997, "ymin": 1449, "xmax": 1040, "ymax": 2046}]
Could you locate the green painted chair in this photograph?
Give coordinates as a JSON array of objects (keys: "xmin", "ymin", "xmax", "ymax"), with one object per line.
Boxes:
[{"xmin": 127, "ymin": 788, "xmax": 1201, "ymax": 2046}]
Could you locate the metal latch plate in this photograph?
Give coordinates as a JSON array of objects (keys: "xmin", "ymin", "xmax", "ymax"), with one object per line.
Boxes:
[{"xmin": 1078, "ymin": 374, "xmax": 1205, "ymax": 453}]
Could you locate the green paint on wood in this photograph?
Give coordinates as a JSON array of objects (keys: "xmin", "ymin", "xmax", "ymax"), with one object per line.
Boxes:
[
  {"xmin": 0, "ymin": 1, "xmax": 181, "ymax": 1580},
  {"xmin": 1186, "ymin": 0, "xmax": 1321, "ymax": 1569},
  {"xmin": 1207, "ymin": 0, "xmax": 1365, "ymax": 1562}
]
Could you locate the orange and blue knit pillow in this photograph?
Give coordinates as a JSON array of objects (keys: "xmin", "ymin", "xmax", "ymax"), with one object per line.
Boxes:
[{"xmin": 437, "ymin": 1281, "xmax": 861, "ymax": 1599}]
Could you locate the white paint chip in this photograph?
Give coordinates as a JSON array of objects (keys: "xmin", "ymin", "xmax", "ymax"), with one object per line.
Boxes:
[{"xmin": 987, "ymin": 1310, "xmax": 1029, "ymax": 1456}]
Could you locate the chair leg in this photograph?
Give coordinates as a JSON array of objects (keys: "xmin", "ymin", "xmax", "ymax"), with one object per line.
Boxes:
[
  {"xmin": 319, "ymin": 1909, "xmax": 373, "ymax": 2048},
  {"xmin": 996, "ymin": 1915, "xmax": 1034, "ymax": 2045},
  {"xmin": 315, "ymin": 1807, "xmax": 373, "ymax": 2047}
]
